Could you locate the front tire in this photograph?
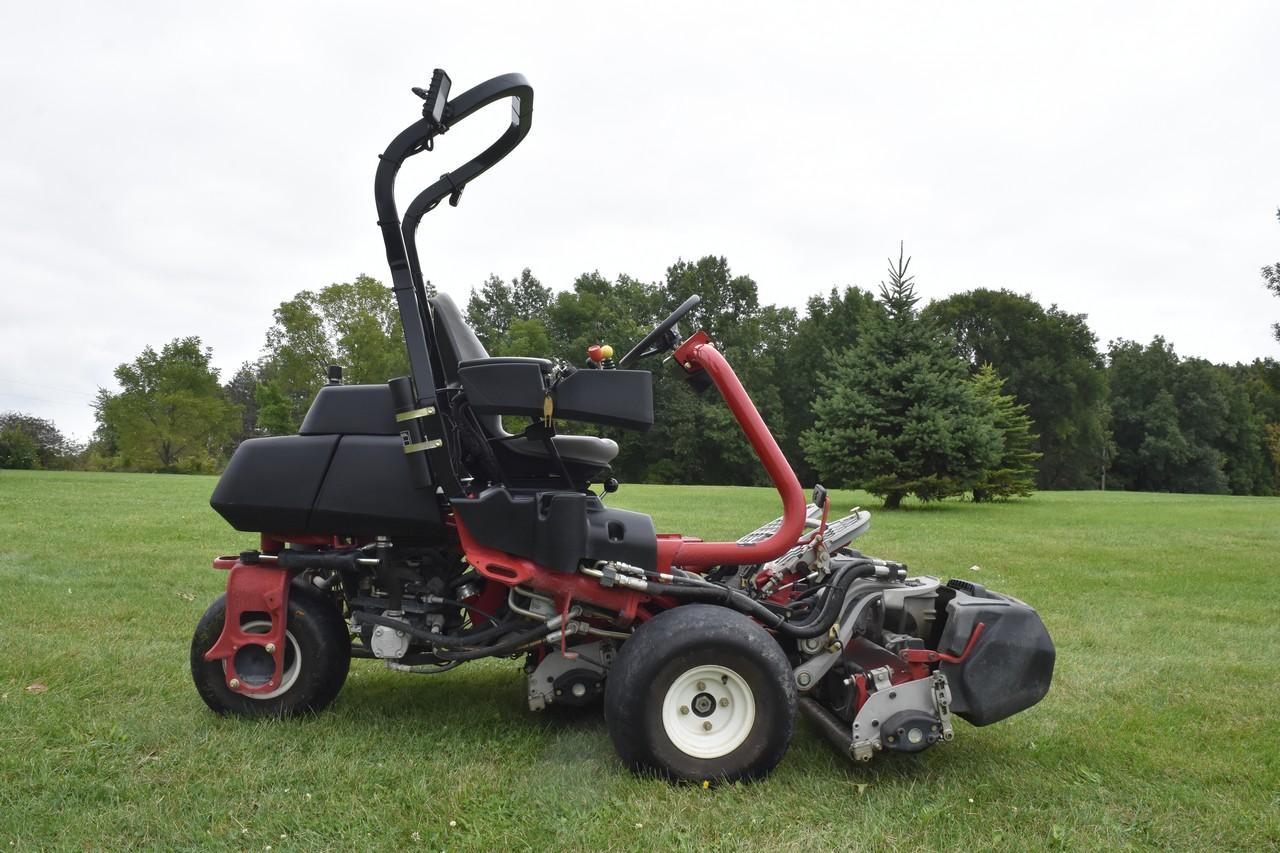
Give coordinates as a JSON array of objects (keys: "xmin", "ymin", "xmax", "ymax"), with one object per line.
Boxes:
[
  {"xmin": 604, "ymin": 604, "xmax": 796, "ymax": 782},
  {"xmin": 190, "ymin": 579, "xmax": 351, "ymax": 717}
]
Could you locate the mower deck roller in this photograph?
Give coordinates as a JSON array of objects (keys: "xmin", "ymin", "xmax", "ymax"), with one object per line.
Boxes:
[{"xmin": 193, "ymin": 68, "xmax": 1055, "ymax": 783}]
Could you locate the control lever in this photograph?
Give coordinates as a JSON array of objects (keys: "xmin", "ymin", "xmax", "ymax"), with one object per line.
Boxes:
[{"xmin": 587, "ymin": 344, "xmax": 616, "ymax": 369}]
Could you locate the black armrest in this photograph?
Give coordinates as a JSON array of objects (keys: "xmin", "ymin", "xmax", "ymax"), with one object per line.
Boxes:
[
  {"xmin": 554, "ymin": 370, "xmax": 653, "ymax": 431},
  {"xmin": 458, "ymin": 360, "xmax": 548, "ymax": 418},
  {"xmin": 457, "ymin": 360, "xmax": 654, "ymax": 430}
]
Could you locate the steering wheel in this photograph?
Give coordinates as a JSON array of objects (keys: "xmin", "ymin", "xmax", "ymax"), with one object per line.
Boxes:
[{"xmin": 618, "ymin": 295, "xmax": 702, "ymax": 368}]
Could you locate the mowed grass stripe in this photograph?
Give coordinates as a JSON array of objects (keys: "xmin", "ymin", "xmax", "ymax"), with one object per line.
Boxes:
[{"xmin": 0, "ymin": 470, "xmax": 1276, "ymax": 850}]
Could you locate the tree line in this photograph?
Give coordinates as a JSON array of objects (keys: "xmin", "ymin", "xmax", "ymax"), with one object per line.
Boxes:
[{"xmin": 4, "ymin": 238, "xmax": 1279, "ymax": 503}]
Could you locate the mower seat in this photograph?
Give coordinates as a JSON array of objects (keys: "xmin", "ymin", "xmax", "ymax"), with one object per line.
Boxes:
[
  {"xmin": 427, "ymin": 293, "xmax": 619, "ymax": 469},
  {"xmin": 509, "ymin": 433, "xmax": 618, "ymax": 467}
]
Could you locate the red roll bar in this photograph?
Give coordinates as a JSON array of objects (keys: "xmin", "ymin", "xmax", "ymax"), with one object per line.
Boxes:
[{"xmin": 657, "ymin": 333, "xmax": 808, "ymax": 570}]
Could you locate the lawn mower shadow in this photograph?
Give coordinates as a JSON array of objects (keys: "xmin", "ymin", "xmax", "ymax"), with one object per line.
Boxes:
[
  {"xmin": 785, "ymin": 717, "xmax": 962, "ymax": 783},
  {"xmin": 334, "ymin": 672, "xmax": 949, "ymax": 782},
  {"xmin": 331, "ymin": 664, "xmax": 608, "ymax": 733}
]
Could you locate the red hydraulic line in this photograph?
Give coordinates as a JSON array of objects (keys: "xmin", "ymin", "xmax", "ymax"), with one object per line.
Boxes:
[{"xmin": 661, "ymin": 336, "xmax": 807, "ymax": 569}]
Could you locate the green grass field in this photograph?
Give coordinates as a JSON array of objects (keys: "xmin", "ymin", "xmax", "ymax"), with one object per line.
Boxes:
[{"xmin": 1, "ymin": 470, "xmax": 1277, "ymax": 851}]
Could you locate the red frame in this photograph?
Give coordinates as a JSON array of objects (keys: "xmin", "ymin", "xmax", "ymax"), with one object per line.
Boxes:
[
  {"xmin": 201, "ymin": 559, "xmax": 290, "ymax": 694},
  {"xmin": 655, "ymin": 334, "xmax": 807, "ymax": 570}
]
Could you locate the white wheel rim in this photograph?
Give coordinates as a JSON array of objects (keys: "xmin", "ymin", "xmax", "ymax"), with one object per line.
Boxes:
[
  {"xmin": 224, "ymin": 620, "xmax": 302, "ymax": 700},
  {"xmin": 661, "ymin": 664, "xmax": 756, "ymax": 759}
]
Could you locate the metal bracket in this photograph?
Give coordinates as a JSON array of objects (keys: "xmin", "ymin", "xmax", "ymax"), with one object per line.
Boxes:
[
  {"xmin": 792, "ymin": 580, "xmax": 890, "ymax": 691},
  {"xmin": 395, "ymin": 406, "xmax": 437, "ymax": 422},
  {"xmin": 526, "ymin": 641, "xmax": 612, "ymax": 711},
  {"xmin": 849, "ymin": 671, "xmax": 954, "ymax": 761},
  {"xmin": 201, "ymin": 562, "xmax": 290, "ymax": 695}
]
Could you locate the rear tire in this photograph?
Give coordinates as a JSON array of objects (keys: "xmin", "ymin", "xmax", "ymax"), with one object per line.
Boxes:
[
  {"xmin": 190, "ymin": 579, "xmax": 351, "ymax": 717},
  {"xmin": 604, "ymin": 604, "xmax": 796, "ymax": 782}
]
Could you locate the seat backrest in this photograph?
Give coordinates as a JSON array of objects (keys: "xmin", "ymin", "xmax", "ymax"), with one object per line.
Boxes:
[
  {"xmin": 427, "ymin": 292, "xmax": 490, "ymax": 384},
  {"xmin": 427, "ymin": 292, "xmax": 505, "ymax": 436}
]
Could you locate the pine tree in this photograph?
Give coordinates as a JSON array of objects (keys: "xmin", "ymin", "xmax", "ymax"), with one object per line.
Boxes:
[
  {"xmin": 971, "ymin": 364, "xmax": 1041, "ymax": 501},
  {"xmin": 801, "ymin": 246, "xmax": 1000, "ymax": 508}
]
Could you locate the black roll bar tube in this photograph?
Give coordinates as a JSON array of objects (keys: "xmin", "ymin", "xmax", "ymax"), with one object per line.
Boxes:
[
  {"xmin": 372, "ymin": 71, "xmax": 534, "ymax": 496},
  {"xmin": 402, "ymin": 74, "xmax": 534, "ymax": 298}
]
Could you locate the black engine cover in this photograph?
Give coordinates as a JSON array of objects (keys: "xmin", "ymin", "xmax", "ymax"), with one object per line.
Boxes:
[
  {"xmin": 210, "ymin": 434, "xmax": 338, "ymax": 534},
  {"xmin": 299, "ymin": 385, "xmax": 399, "ymax": 435},
  {"xmin": 211, "ymin": 385, "xmax": 443, "ymax": 539}
]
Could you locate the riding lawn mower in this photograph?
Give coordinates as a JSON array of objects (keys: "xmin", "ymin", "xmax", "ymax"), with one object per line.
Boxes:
[{"xmin": 192, "ymin": 70, "xmax": 1055, "ymax": 782}]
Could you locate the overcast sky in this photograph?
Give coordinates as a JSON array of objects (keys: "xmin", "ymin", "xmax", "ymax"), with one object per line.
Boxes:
[{"xmin": 2, "ymin": 1, "xmax": 1278, "ymax": 440}]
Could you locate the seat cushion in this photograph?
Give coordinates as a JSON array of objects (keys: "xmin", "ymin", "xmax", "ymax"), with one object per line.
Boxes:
[{"xmin": 505, "ymin": 434, "xmax": 619, "ymax": 468}]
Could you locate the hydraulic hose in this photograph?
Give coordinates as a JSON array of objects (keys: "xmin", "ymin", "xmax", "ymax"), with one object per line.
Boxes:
[
  {"xmin": 431, "ymin": 623, "xmax": 553, "ymax": 661},
  {"xmin": 647, "ymin": 583, "xmax": 784, "ymax": 626},
  {"xmin": 638, "ymin": 560, "xmax": 878, "ymax": 639},
  {"xmin": 357, "ymin": 612, "xmax": 522, "ymax": 649},
  {"xmin": 779, "ymin": 560, "xmax": 878, "ymax": 639}
]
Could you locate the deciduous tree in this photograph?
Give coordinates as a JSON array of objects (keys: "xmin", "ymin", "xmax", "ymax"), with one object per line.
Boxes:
[
  {"xmin": 0, "ymin": 422, "xmax": 39, "ymax": 469},
  {"xmin": 466, "ymin": 268, "xmax": 551, "ymax": 351},
  {"xmin": 258, "ymin": 275, "xmax": 408, "ymax": 432},
  {"xmin": 1106, "ymin": 338, "xmax": 1272, "ymax": 495},
  {"xmin": 0, "ymin": 412, "xmax": 78, "ymax": 469},
  {"xmin": 94, "ymin": 337, "xmax": 239, "ymax": 472},
  {"xmin": 923, "ymin": 288, "xmax": 1108, "ymax": 489},
  {"xmin": 657, "ymin": 257, "xmax": 792, "ymax": 485},
  {"xmin": 1262, "ymin": 208, "xmax": 1280, "ymax": 343}
]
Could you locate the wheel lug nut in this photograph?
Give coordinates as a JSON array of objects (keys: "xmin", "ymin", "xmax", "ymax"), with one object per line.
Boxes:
[
  {"xmin": 265, "ymin": 643, "xmax": 276, "ymax": 654},
  {"xmin": 719, "ymin": 697, "xmax": 729, "ymax": 707},
  {"xmin": 228, "ymin": 678, "xmax": 240, "ymax": 689},
  {"xmin": 702, "ymin": 721, "xmax": 712, "ymax": 731},
  {"xmin": 696, "ymin": 681, "xmax": 706, "ymax": 691},
  {"xmin": 679, "ymin": 705, "xmax": 689, "ymax": 715}
]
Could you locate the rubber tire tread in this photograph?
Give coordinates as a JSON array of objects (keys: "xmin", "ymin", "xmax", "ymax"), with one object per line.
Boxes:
[{"xmin": 604, "ymin": 604, "xmax": 796, "ymax": 782}]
